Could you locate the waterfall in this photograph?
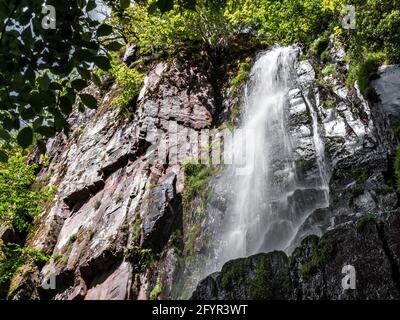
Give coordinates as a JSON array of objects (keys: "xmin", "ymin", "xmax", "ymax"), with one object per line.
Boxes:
[
  {"xmin": 178, "ymin": 46, "xmax": 330, "ymax": 298},
  {"xmin": 210, "ymin": 46, "xmax": 329, "ymax": 271}
]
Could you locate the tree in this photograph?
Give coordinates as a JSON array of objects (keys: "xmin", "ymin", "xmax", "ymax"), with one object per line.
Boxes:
[{"xmin": 0, "ymin": 0, "xmax": 130, "ymax": 159}]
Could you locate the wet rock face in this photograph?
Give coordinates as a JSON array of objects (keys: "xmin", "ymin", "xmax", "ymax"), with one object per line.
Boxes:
[
  {"xmin": 192, "ymin": 211, "xmax": 400, "ymax": 300},
  {"xmin": 141, "ymin": 173, "xmax": 182, "ymax": 252},
  {"xmin": 191, "ymin": 252, "xmax": 293, "ymax": 300},
  {"xmin": 372, "ymin": 65, "xmax": 400, "ymax": 122},
  {"xmin": 8, "ymin": 44, "xmax": 400, "ymax": 300},
  {"xmin": 8, "ymin": 52, "xmax": 219, "ymax": 300}
]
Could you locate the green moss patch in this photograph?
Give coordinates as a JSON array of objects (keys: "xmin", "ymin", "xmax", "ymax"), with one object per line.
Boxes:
[{"xmin": 300, "ymin": 237, "xmax": 336, "ymax": 279}]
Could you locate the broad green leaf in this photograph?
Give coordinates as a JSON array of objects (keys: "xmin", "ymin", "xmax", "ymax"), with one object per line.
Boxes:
[
  {"xmin": 21, "ymin": 107, "xmax": 36, "ymax": 120},
  {"xmin": 93, "ymin": 56, "xmax": 111, "ymax": 71},
  {"xmin": 86, "ymin": 0, "xmax": 97, "ymax": 11},
  {"xmin": 17, "ymin": 127, "xmax": 34, "ymax": 149},
  {"xmin": 35, "ymin": 126, "xmax": 56, "ymax": 138},
  {"xmin": 92, "ymin": 73, "xmax": 102, "ymax": 88},
  {"xmin": 60, "ymin": 95, "xmax": 74, "ymax": 115},
  {"xmin": 77, "ymin": 67, "xmax": 91, "ymax": 80},
  {"xmin": 80, "ymin": 94, "xmax": 98, "ymax": 109},
  {"xmin": 97, "ymin": 24, "xmax": 113, "ymax": 37},
  {"xmin": 71, "ymin": 78, "xmax": 88, "ymax": 91},
  {"xmin": 37, "ymin": 139, "xmax": 47, "ymax": 154},
  {"xmin": 105, "ymin": 41, "xmax": 124, "ymax": 51}
]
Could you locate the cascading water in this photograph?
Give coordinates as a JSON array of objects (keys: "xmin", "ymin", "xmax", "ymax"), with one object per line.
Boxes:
[
  {"xmin": 210, "ymin": 46, "xmax": 329, "ymax": 272},
  {"xmin": 178, "ymin": 46, "xmax": 330, "ymax": 298},
  {"xmin": 215, "ymin": 47, "xmax": 299, "ymax": 265}
]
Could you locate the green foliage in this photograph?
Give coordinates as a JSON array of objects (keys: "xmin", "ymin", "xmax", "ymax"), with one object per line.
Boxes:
[
  {"xmin": 0, "ymin": 243, "xmax": 49, "ymax": 298},
  {"xmin": 295, "ymin": 159, "xmax": 314, "ymax": 174},
  {"xmin": 323, "ymin": 99, "xmax": 335, "ymax": 109},
  {"xmin": 114, "ymin": 0, "xmax": 228, "ymax": 54},
  {"xmin": 356, "ymin": 213, "xmax": 377, "ymax": 231},
  {"xmin": 300, "ymin": 237, "xmax": 336, "ymax": 278},
  {"xmin": 0, "ymin": 0, "xmax": 129, "ymax": 152},
  {"xmin": 94, "ymin": 200, "xmax": 102, "ymax": 210},
  {"xmin": 149, "ymin": 277, "xmax": 163, "ymax": 300},
  {"xmin": 129, "ymin": 246, "xmax": 158, "ymax": 272},
  {"xmin": 0, "ymin": 146, "xmax": 54, "ymax": 233},
  {"xmin": 311, "ymin": 32, "xmax": 330, "ymax": 57},
  {"xmin": 346, "ymin": 51, "xmax": 386, "ymax": 98},
  {"xmin": 185, "ymin": 224, "xmax": 201, "ymax": 255},
  {"xmin": 111, "ymin": 61, "xmax": 144, "ymax": 111},
  {"xmin": 322, "ymin": 64, "xmax": 335, "ymax": 77},
  {"xmin": 219, "ymin": 254, "xmax": 292, "ymax": 299},
  {"xmin": 182, "ymin": 161, "xmax": 212, "ymax": 206},
  {"xmin": 69, "ymin": 234, "xmax": 77, "ymax": 244},
  {"xmin": 230, "ymin": 60, "xmax": 252, "ymax": 90},
  {"xmin": 320, "ymin": 50, "xmax": 331, "ymax": 64}
]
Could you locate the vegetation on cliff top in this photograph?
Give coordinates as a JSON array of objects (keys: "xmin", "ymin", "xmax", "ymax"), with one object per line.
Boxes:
[{"xmin": 1, "ymin": 0, "xmax": 399, "ymax": 154}]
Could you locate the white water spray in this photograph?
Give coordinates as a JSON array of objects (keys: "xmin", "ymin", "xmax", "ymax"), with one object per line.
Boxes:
[{"xmin": 211, "ymin": 46, "xmax": 329, "ymax": 270}]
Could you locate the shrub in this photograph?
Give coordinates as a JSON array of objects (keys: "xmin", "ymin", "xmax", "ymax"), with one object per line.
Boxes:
[
  {"xmin": 182, "ymin": 161, "xmax": 212, "ymax": 206},
  {"xmin": 311, "ymin": 32, "xmax": 330, "ymax": 57},
  {"xmin": 347, "ymin": 51, "xmax": 386, "ymax": 98},
  {"xmin": 300, "ymin": 237, "xmax": 336, "ymax": 278},
  {"xmin": 231, "ymin": 60, "xmax": 252, "ymax": 90},
  {"xmin": 322, "ymin": 64, "xmax": 335, "ymax": 77},
  {"xmin": 149, "ymin": 277, "xmax": 163, "ymax": 300},
  {"xmin": 0, "ymin": 146, "xmax": 54, "ymax": 233},
  {"xmin": 323, "ymin": 99, "xmax": 335, "ymax": 109},
  {"xmin": 111, "ymin": 62, "xmax": 144, "ymax": 111},
  {"xmin": 320, "ymin": 50, "xmax": 331, "ymax": 64},
  {"xmin": 0, "ymin": 243, "xmax": 49, "ymax": 298}
]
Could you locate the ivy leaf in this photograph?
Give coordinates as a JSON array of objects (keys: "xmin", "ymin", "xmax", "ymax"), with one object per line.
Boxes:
[
  {"xmin": 80, "ymin": 94, "xmax": 98, "ymax": 109},
  {"xmin": 71, "ymin": 78, "xmax": 88, "ymax": 91},
  {"xmin": 86, "ymin": 0, "xmax": 97, "ymax": 12},
  {"xmin": 92, "ymin": 73, "xmax": 102, "ymax": 88},
  {"xmin": 35, "ymin": 126, "xmax": 56, "ymax": 138},
  {"xmin": 93, "ymin": 56, "xmax": 111, "ymax": 71},
  {"xmin": 97, "ymin": 24, "xmax": 113, "ymax": 37},
  {"xmin": 105, "ymin": 41, "xmax": 124, "ymax": 51},
  {"xmin": 17, "ymin": 127, "xmax": 34, "ymax": 149}
]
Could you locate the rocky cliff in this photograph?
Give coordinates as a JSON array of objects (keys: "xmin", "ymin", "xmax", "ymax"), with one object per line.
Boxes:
[{"xmin": 5, "ymin": 39, "xmax": 400, "ymax": 300}]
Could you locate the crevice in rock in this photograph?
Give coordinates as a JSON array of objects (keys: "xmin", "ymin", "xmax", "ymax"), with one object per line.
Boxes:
[
  {"xmin": 85, "ymin": 259, "xmax": 124, "ymax": 291},
  {"xmin": 376, "ymin": 221, "xmax": 400, "ymax": 295},
  {"xmin": 38, "ymin": 269, "xmax": 75, "ymax": 300},
  {"xmin": 65, "ymin": 179, "xmax": 106, "ymax": 211},
  {"xmin": 79, "ymin": 250, "xmax": 124, "ymax": 285},
  {"xmin": 64, "ymin": 139, "xmax": 151, "ymax": 210}
]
